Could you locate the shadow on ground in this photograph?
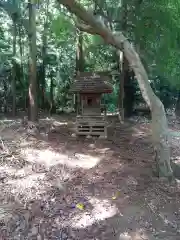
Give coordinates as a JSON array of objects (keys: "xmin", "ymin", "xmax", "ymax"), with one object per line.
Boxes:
[{"xmin": 0, "ymin": 114, "xmax": 180, "ymax": 239}]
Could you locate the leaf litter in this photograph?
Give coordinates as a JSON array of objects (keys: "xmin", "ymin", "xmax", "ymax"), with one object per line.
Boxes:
[{"xmin": 0, "ymin": 114, "xmax": 180, "ymax": 239}]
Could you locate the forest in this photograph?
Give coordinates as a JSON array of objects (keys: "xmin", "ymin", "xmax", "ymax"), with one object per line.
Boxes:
[{"xmin": 0, "ymin": 0, "xmax": 180, "ymax": 239}]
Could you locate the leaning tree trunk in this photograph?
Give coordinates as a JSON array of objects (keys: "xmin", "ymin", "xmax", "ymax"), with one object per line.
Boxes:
[
  {"xmin": 28, "ymin": 0, "xmax": 38, "ymax": 122},
  {"xmin": 59, "ymin": 0, "xmax": 173, "ymax": 178}
]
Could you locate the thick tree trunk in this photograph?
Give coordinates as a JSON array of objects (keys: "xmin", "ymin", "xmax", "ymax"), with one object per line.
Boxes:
[
  {"xmin": 59, "ymin": 0, "xmax": 173, "ymax": 178},
  {"xmin": 151, "ymin": 98, "xmax": 172, "ymax": 177},
  {"xmin": 28, "ymin": 0, "xmax": 38, "ymax": 122},
  {"xmin": 12, "ymin": 18, "xmax": 17, "ymax": 116}
]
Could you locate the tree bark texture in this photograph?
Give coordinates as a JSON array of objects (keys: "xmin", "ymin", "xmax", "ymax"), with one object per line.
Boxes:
[
  {"xmin": 41, "ymin": 0, "xmax": 49, "ymax": 108},
  {"xmin": 118, "ymin": 52, "xmax": 129, "ymax": 122},
  {"xmin": 76, "ymin": 30, "xmax": 84, "ymax": 74},
  {"xmin": 12, "ymin": 17, "xmax": 17, "ymax": 116},
  {"xmin": 75, "ymin": 29, "xmax": 84, "ymax": 113},
  {"xmin": 28, "ymin": 0, "xmax": 38, "ymax": 122},
  {"xmin": 41, "ymin": 30, "xmax": 47, "ymax": 108},
  {"xmin": 118, "ymin": 0, "xmax": 127, "ymax": 122},
  {"xmin": 18, "ymin": 25, "xmax": 26, "ymax": 110}
]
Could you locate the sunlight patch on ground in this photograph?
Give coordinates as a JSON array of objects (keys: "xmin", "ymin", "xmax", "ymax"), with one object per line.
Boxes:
[
  {"xmin": 94, "ymin": 147, "xmax": 111, "ymax": 154},
  {"xmin": 119, "ymin": 232, "xmax": 132, "ymax": 240},
  {"xmin": 6, "ymin": 172, "xmax": 47, "ymax": 200},
  {"xmin": 39, "ymin": 118, "xmax": 68, "ymax": 126},
  {"xmin": 0, "ymin": 119, "xmax": 20, "ymax": 123},
  {"xmin": 119, "ymin": 229, "xmax": 149, "ymax": 240},
  {"xmin": 174, "ymin": 156, "xmax": 180, "ymax": 164},
  {"xmin": 132, "ymin": 229, "xmax": 150, "ymax": 240},
  {"xmin": 1, "ymin": 173, "xmax": 51, "ymax": 202},
  {"xmin": 21, "ymin": 148, "xmax": 101, "ymax": 169},
  {"xmin": 132, "ymin": 131, "xmax": 146, "ymax": 138},
  {"xmin": 7, "ymin": 173, "xmax": 45, "ymax": 190},
  {"xmin": 70, "ymin": 197, "xmax": 118, "ymax": 228},
  {"xmin": 0, "ymin": 165, "xmax": 32, "ymax": 178},
  {"xmin": 53, "ymin": 120, "xmax": 68, "ymax": 126},
  {"xmin": 0, "ymin": 166, "xmax": 18, "ymax": 176},
  {"xmin": 132, "ymin": 127, "xmax": 148, "ymax": 138},
  {"xmin": 0, "ymin": 165, "xmax": 70, "ymax": 201}
]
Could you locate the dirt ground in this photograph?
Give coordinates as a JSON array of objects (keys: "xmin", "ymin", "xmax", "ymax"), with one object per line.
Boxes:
[{"xmin": 0, "ymin": 113, "xmax": 180, "ymax": 240}]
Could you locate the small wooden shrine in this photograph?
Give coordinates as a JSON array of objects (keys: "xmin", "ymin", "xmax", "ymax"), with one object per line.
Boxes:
[{"xmin": 70, "ymin": 72, "xmax": 113, "ymax": 138}]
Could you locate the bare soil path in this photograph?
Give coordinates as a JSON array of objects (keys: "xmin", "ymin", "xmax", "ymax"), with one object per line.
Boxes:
[{"xmin": 0, "ymin": 114, "xmax": 180, "ymax": 240}]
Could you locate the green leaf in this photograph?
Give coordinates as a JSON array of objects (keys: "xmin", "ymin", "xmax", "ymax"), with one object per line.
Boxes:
[{"xmin": 51, "ymin": 14, "xmax": 74, "ymax": 41}]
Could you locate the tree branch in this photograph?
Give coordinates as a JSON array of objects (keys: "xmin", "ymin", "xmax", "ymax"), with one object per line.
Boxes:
[
  {"xmin": 57, "ymin": 0, "xmax": 173, "ymax": 178},
  {"xmin": 75, "ymin": 20, "xmax": 97, "ymax": 34},
  {"xmin": 58, "ymin": 0, "xmax": 125, "ymax": 46},
  {"xmin": 58, "ymin": 0, "xmax": 152, "ymax": 104}
]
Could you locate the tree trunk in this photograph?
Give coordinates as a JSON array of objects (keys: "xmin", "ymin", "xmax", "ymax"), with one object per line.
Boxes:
[
  {"xmin": 49, "ymin": 74, "xmax": 55, "ymax": 115},
  {"xmin": 118, "ymin": 52, "xmax": 124, "ymax": 122},
  {"xmin": 175, "ymin": 91, "xmax": 180, "ymax": 117},
  {"xmin": 12, "ymin": 17, "xmax": 17, "ymax": 116},
  {"xmin": 124, "ymin": 70, "xmax": 135, "ymax": 117},
  {"xmin": 28, "ymin": 0, "xmax": 38, "ymax": 122},
  {"xmin": 118, "ymin": 0, "xmax": 127, "ymax": 122},
  {"xmin": 41, "ymin": 34, "xmax": 47, "ymax": 109},
  {"xmin": 3, "ymin": 80, "xmax": 8, "ymax": 113},
  {"xmin": 18, "ymin": 25, "xmax": 27, "ymax": 111},
  {"xmin": 41, "ymin": 0, "xmax": 49, "ymax": 109},
  {"xmin": 75, "ymin": 29, "xmax": 84, "ymax": 113},
  {"xmin": 76, "ymin": 29, "xmax": 84, "ymax": 74},
  {"xmin": 118, "ymin": 52, "xmax": 129, "ymax": 122},
  {"xmin": 59, "ymin": 0, "xmax": 173, "ymax": 178}
]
